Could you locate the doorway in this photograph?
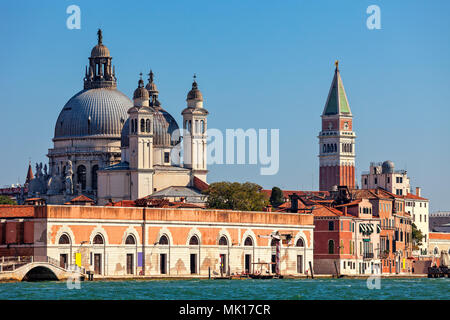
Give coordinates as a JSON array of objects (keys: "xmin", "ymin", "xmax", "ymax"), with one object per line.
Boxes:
[
  {"xmin": 297, "ymin": 255, "xmax": 303, "ymax": 273},
  {"xmin": 94, "ymin": 253, "xmax": 102, "ymax": 275},
  {"xmin": 271, "ymin": 254, "xmax": 276, "ymax": 273},
  {"xmin": 190, "ymin": 254, "xmax": 197, "ymax": 274},
  {"xmin": 245, "ymin": 254, "xmax": 251, "ymax": 274},
  {"xmin": 126, "ymin": 254, "xmax": 134, "ymax": 275},
  {"xmin": 160, "ymin": 254, "xmax": 167, "ymax": 274},
  {"xmin": 60, "ymin": 254, "xmax": 67, "ymax": 269},
  {"xmin": 220, "ymin": 254, "xmax": 227, "ymax": 275}
]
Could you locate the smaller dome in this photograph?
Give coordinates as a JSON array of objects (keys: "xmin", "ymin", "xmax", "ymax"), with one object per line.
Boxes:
[
  {"xmin": 187, "ymin": 76, "xmax": 203, "ymax": 101},
  {"xmin": 146, "ymin": 70, "xmax": 159, "ymax": 95},
  {"xmin": 382, "ymin": 160, "xmax": 395, "ymax": 174},
  {"xmin": 133, "ymin": 76, "xmax": 149, "ymax": 100},
  {"xmin": 90, "ymin": 29, "xmax": 110, "ymax": 58},
  {"xmin": 90, "ymin": 44, "xmax": 110, "ymax": 58}
]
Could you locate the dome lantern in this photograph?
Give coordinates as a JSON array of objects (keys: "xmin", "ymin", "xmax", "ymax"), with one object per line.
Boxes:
[
  {"xmin": 84, "ymin": 29, "xmax": 116, "ymax": 89},
  {"xmin": 186, "ymin": 74, "xmax": 203, "ymax": 108},
  {"xmin": 133, "ymin": 73, "xmax": 150, "ymax": 106}
]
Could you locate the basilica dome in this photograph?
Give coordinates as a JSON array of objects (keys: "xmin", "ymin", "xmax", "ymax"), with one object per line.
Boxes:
[{"xmin": 54, "ymin": 88, "xmax": 132, "ymax": 139}]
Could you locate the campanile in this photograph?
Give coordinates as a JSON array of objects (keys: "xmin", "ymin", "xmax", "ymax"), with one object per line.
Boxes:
[{"xmin": 319, "ymin": 61, "xmax": 356, "ymax": 191}]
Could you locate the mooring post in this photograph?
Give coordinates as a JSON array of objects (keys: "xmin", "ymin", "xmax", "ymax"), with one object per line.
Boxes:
[
  {"xmin": 309, "ymin": 261, "xmax": 314, "ymax": 279},
  {"xmin": 334, "ymin": 260, "xmax": 340, "ymax": 278},
  {"xmin": 208, "ymin": 267, "xmax": 211, "ymax": 279}
]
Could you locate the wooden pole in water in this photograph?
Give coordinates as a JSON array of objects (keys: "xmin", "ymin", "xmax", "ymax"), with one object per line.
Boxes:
[
  {"xmin": 309, "ymin": 261, "xmax": 314, "ymax": 279},
  {"xmin": 208, "ymin": 267, "xmax": 211, "ymax": 279},
  {"xmin": 334, "ymin": 260, "xmax": 340, "ymax": 278}
]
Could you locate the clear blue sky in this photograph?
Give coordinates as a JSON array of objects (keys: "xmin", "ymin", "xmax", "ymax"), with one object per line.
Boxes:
[{"xmin": 0, "ymin": 1, "xmax": 449, "ymax": 212}]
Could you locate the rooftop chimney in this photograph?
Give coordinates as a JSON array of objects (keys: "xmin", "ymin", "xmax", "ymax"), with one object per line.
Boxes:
[{"xmin": 416, "ymin": 187, "xmax": 421, "ymax": 197}]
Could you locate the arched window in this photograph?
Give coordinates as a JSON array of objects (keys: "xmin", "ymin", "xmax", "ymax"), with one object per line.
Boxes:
[
  {"xmin": 195, "ymin": 120, "xmax": 199, "ymax": 134},
  {"xmin": 219, "ymin": 236, "xmax": 228, "ymax": 246},
  {"xmin": 244, "ymin": 237, "xmax": 253, "ymax": 246},
  {"xmin": 140, "ymin": 119, "xmax": 145, "ymax": 133},
  {"xmin": 201, "ymin": 120, "xmax": 205, "ymax": 133},
  {"xmin": 334, "ymin": 143, "xmax": 337, "ymax": 152},
  {"xmin": 189, "ymin": 235, "xmax": 199, "ymax": 245},
  {"xmin": 434, "ymin": 247, "xmax": 439, "ymax": 255},
  {"xmin": 93, "ymin": 234, "xmax": 104, "ymax": 245},
  {"xmin": 77, "ymin": 165, "xmax": 86, "ymax": 191},
  {"xmin": 159, "ymin": 235, "xmax": 169, "ymax": 245},
  {"xmin": 131, "ymin": 119, "xmax": 135, "ymax": 133},
  {"xmin": 125, "ymin": 235, "xmax": 136, "ymax": 245},
  {"xmin": 58, "ymin": 234, "xmax": 70, "ymax": 245},
  {"xmin": 328, "ymin": 240, "xmax": 334, "ymax": 254},
  {"xmin": 146, "ymin": 119, "xmax": 151, "ymax": 133},
  {"xmin": 296, "ymin": 238, "xmax": 304, "ymax": 247},
  {"xmin": 91, "ymin": 165, "xmax": 99, "ymax": 190},
  {"xmin": 323, "ymin": 144, "xmax": 326, "ymax": 153}
]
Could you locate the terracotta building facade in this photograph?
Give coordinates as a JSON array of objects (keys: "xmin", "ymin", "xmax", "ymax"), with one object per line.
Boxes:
[{"xmin": 0, "ymin": 205, "xmax": 314, "ymax": 278}]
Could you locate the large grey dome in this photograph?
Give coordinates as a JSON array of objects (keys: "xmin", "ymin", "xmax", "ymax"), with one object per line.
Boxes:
[
  {"xmin": 54, "ymin": 88, "xmax": 132, "ymax": 139},
  {"xmin": 382, "ymin": 160, "xmax": 395, "ymax": 174},
  {"xmin": 121, "ymin": 107, "xmax": 180, "ymax": 148}
]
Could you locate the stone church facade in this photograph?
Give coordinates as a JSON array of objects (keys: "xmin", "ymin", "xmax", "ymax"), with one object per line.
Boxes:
[{"xmin": 27, "ymin": 30, "xmax": 208, "ymax": 205}]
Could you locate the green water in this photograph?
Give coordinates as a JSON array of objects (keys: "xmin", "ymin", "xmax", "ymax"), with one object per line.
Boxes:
[{"xmin": 0, "ymin": 278, "xmax": 448, "ymax": 300}]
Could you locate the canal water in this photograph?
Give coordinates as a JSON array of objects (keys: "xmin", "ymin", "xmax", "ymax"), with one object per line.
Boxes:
[{"xmin": 0, "ymin": 278, "xmax": 448, "ymax": 300}]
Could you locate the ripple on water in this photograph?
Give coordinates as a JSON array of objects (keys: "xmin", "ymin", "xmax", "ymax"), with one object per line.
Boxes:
[{"xmin": 0, "ymin": 278, "xmax": 449, "ymax": 300}]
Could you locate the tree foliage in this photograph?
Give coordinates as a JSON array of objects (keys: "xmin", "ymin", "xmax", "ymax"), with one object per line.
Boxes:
[
  {"xmin": 269, "ymin": 186, "xmax": 284, "ymax": 207},
  {"xmin": 203, "ymin": 182, "xmax": 269, "ymax": 212},
  {"xmin": 412, "ymin": 223, "xmax": 423, "ymax": 249},
  {"xmin": 0, "ymin": 196, "xmax": 16, "ymax": 205}
]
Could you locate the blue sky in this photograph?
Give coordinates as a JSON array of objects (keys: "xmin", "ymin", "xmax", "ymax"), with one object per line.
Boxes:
[{"xmin": 0, "ymin": 1, "xmax": 449, "ymax": 212}]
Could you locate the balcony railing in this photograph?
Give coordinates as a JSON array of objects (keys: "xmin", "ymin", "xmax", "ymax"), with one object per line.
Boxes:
[{"xmin": 363, "ymin": 252, "xmax": 374, "ymax": 260}]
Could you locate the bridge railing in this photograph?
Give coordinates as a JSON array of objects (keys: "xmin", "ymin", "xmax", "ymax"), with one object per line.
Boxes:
[{"xmin": 0, "ymin": 255, "xmax": 87, "ymax": 274}]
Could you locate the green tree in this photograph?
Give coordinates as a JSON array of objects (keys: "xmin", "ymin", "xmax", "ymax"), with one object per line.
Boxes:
[
  {"xmin": 269, "ymin": 186, "xmax": 284, "ymax": 207},
  {"xmin": 0, "ymin": 196, "xmax": 16, "ymax": 205},
  {"xmin": 203, "ymin": 182, "xmax": 269, "ymax": 212},
  {"xmin": 412, "ymin": 223, "xmax": 423, "ymax": 250}
]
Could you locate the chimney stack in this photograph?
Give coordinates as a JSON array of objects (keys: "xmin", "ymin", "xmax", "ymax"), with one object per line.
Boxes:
[{"xmin": 416, "ymin": 187, "xmax": 421, "ymax": 197}]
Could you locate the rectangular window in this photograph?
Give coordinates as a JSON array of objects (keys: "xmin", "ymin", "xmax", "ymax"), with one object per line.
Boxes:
[
  {"xmin": 340, "ymin": 221, "xmax": 343, "ymax": 231},
  {"xmin": 328, "ymin": 221, "xmax": 334, "ymax": 231},
  {"xmin": 164, "ymin": 152, "xmax": 170, "ymax": 163},
  {"xmin": 374, "ymin": 177, "xmax": 378, "ymax": 185}
]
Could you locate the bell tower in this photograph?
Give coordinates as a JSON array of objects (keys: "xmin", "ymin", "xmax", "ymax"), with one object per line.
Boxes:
[
  {"xmin": 319, "ymin": 61, "xmax": 356, "ymax": 191},
  {"xmin": 182, "ymin": 75, "xmax": 209, "ymax": 183},
  {"xmin": 128, "ymin": 74, "xmax": 154, "ymax": 199}
]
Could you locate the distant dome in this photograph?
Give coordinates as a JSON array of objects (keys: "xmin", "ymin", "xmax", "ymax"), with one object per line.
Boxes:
[
  {"xmin": 382, "ymin": 160, "xmax": 395, "ymax": 174},
  {"xmin": 187, "ymin": 78, "xmax": 203, "ymax": 101},
  {"xmin": 90, "ymin": 44, "xmax": 110, "ymax": 58},
  {"xmin": 133, "ymin": 78, "xmax": 149, "ymax": 100},
  {"xmin": 121, "ymin": 107, "xmax": 180, "ymax": 148},
  {"xmin": 54, "ymin": 88, "xmax": 132, "ymax": 139}
]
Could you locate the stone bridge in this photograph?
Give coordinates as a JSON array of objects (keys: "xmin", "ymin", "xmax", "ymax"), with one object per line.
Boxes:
[{"xmin": 0, "ymin": 261, "xmax": 81, "ymax": 281}]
